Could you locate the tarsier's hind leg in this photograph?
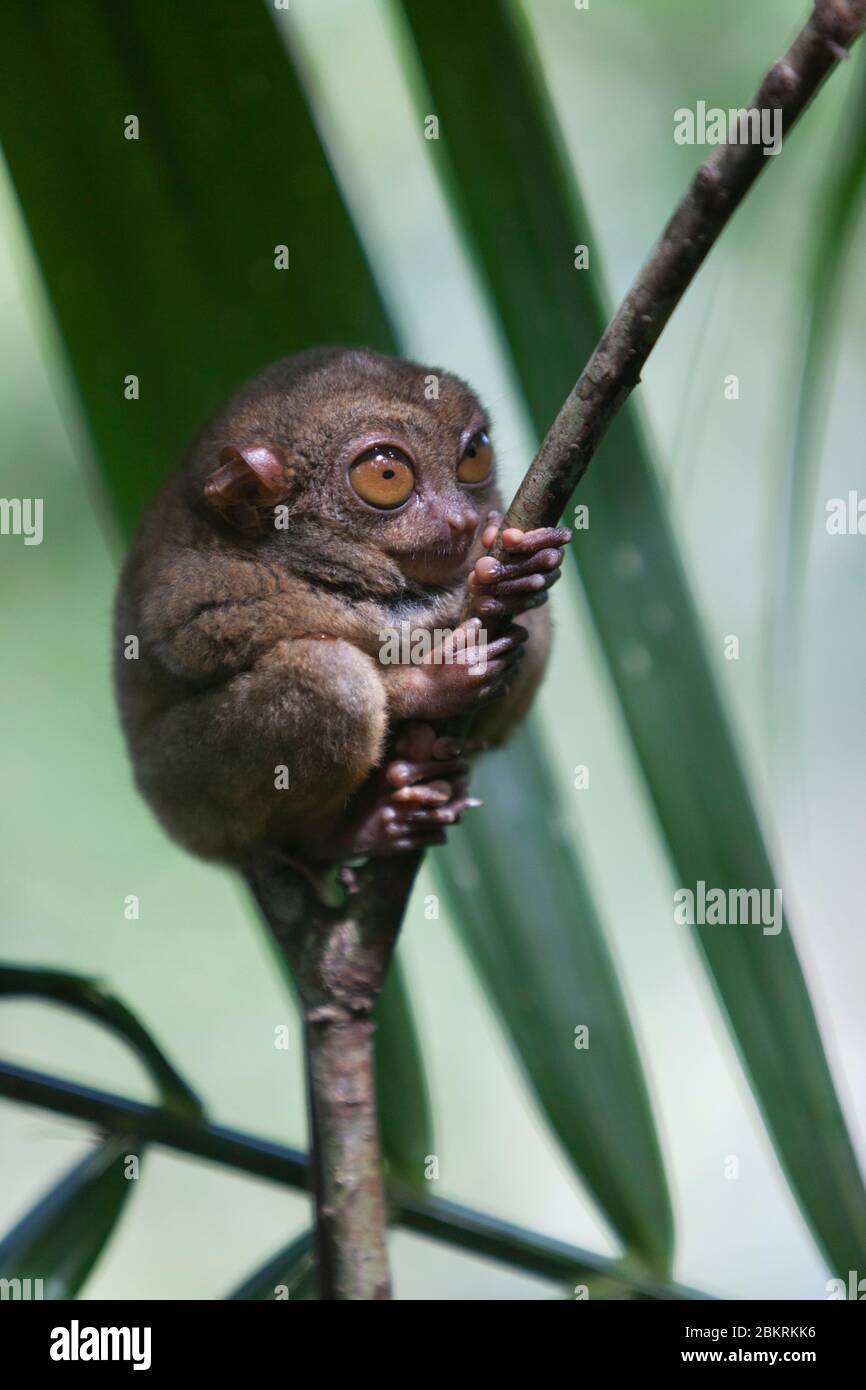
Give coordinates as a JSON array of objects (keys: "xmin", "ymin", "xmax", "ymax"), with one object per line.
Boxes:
[
  {"xmin": 324, "ymin": 722, "xmax": 484, "ymax": 857},
  {"xmin": 128, "ymin": 635, "xmax": 389, "ymax": 862}
]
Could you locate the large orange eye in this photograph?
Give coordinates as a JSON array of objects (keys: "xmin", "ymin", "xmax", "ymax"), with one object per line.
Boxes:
[
  {"xmin": 457, "ymin": 430, "xmax": 493, "ymax": 484},
  {"xmin": 349, "ymin": 447, "xmax": 415, "ymax": 510}
]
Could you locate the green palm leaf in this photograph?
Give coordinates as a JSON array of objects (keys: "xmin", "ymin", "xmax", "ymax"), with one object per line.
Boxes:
[
  {"xmin": 0, "ymin": 0, "xmax": 671, "ymax": 1265},
  {"xmin": 774, "ymin": 49, "xmax": 866, "ymax": 666},
  {"xmin": 396, "ymin": 0, "xmax": 866, "ymax": 1273},
  {"xmin": 0, "ymin": 963, "xmax": 200, "ymax": 1117},
  {"xmin": 439, "ymin": 731, "xmax": 673, "ymax": 1271},
  {"xmin": 228, "ymin": 1228, "xmax": 316, "ymax": 1300},
  {"xmin": 0, "ymin": 0, "xmax": 428, "ymax": 1191},
  {"xmin": 0, "ymin": 1137, "xmax": 138, "ymax": 1298}
]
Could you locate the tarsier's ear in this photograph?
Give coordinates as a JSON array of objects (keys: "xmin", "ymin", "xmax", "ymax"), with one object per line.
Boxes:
[{"xmin": 204, "ymin": 444, "xmax": 294, "ymax": 533}]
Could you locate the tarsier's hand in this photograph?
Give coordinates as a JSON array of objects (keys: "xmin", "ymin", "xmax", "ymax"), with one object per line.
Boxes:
[
  {"xmin": 468, "ymin": 514, "xmax": 573, "ymax": 619},
  {"xmin": 388, "ymin": 618, "xmax": 529, "ymax": 721},
  {"xmin": 334, "ymin": 723, "xmax": 484, "ymax": 856}
]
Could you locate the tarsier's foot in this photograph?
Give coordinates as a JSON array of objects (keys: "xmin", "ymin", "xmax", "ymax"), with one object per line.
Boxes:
[
  {"xmin": 336, "ymin": 722, "xmax": 484, "ymax": 856},
  {"xmin": 469, "ymin": 517, "xmax": 573, "ymax": 618}
]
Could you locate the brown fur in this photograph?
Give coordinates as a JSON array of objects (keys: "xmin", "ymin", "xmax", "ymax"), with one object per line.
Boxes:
[{"xmin": 114, "ymin": 348, "xmax": 548, "ymax": 863}]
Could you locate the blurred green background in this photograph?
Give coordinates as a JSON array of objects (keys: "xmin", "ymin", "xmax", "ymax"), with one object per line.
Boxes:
[{"xmin": 0, "ymin": 0, "xmax": 864, "ymax": 1299}]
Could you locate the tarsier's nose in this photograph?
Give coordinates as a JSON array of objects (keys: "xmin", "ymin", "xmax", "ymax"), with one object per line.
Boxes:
[{"xmin": 446, "ymin": 508, "xmax": 480, "ymax": 537}]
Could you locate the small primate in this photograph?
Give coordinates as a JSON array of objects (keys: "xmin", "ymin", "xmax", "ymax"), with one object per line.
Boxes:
[{"xmin": 114, "ymin": 348, "xmax": 570, "ymax": 866}]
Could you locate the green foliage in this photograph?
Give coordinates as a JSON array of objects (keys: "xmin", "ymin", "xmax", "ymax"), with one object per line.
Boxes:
[
  {"xmin": 0, "ymin": 0, "xmax": 671, "ymax": 1270},
  {"xmin": 440, "ymin": 732, "xmax": 673, "ymax": 1272},
  {"xmin": 0, "ymin": 0, "xmax": 862, "ymax": 1297},
  {"xmin": 0, "ymin": 0, "xmax": 429, "ymax": 1202},
  {"xmin": 228, "ymin": 1229, "xmax": 316, "ymax": 1301},
  {"xmin": 0, "ymin": 1, "xmax": 390, "ymax": 535},
  {"xmin": 396, "ymin": 0, "xmax": 866, "ymax": 1275},
  {"xmin": 0, "ymin": 964, "xmax": 197, "ymax": 1289},
  {"xmin": 775, "ymin": 49, "xmax": 866, "ymax": 660},
  {"xmin": 0, "ymin": 964, "xmax": 201, "ymax": 1118},
  {"xmin": 0, "ymin": 1138, "xmax": 137, "ymax": 1299},
  {"xmin": 375, "ymin": 968, "xmax": 434, "ymax": 1192}
]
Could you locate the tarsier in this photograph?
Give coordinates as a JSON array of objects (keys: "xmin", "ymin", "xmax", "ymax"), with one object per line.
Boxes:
[{"xmin": 114, "ymin": 349, "xmax": 570, "ymax": 869}]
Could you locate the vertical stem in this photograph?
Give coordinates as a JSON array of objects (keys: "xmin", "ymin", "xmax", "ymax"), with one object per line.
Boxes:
[
  {"xmin": 246, "ymin": 850, "xmax": 421, "ymax": 1300},
  {"xmin": 304, "ymin": 1010, "xmax": 391, "ymax": 1299}
]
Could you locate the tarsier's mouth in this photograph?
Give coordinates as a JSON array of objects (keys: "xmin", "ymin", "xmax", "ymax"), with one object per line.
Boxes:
[
  {"xmin": 415, "ymin": 537, "xmax": 473, "ymax": 562},
  {"xmin": 398, "ymin": 533, "xmax": 476, "ymax": 579}
]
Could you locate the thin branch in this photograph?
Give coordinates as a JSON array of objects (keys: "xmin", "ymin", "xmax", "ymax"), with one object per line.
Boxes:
[
  {"xmin": 0, "ymin": 1060, "xmax": 710, "ymax": 1299},
  {"xmin": 247, "ymin": 0, "xmax": 866, "ymax": 1300},
  {"xmin": 0, "ymin": 1060, "xmax": 307, "ymax": 1182},
  {"xmin": 497, "ymin": 0, "xmax": 866, "ymax": 538},
  {"xmin": 244, "ymin": 851, "xmax": 420, "ymax": 1299}
]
